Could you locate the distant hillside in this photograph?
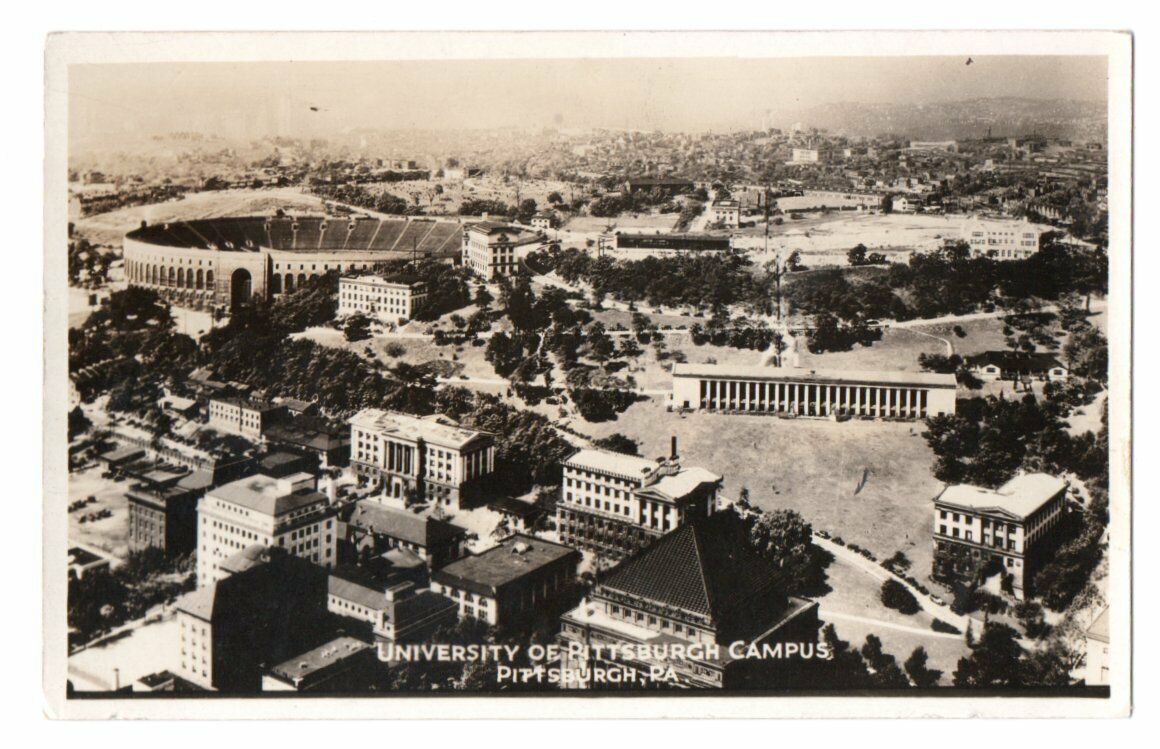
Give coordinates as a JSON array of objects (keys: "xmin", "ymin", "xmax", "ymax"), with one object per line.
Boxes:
[{"xmin": 787, "ymin": 98, "xmax": 1107, "ymax": 142}]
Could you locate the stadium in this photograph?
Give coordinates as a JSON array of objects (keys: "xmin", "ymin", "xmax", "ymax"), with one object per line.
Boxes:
[{"xmin": 123, "ymin": 215, "xmax": 464, "ymax": 310}]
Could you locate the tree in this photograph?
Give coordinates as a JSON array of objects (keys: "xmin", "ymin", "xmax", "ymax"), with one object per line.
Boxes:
[
  {"xmin": 738, "ymin": 507, "xmax": 828, "ymax": 596},
  {"xmin": 904, "ymin": 647, "xmax": 943, "ymax": 688},
  {"xmin": 592, "ymin": 433, "xmax": 640, "ymax": 455},
  {"xmin": 547, "ymin": 191, "xmax": 563, "ymax": 205},
  {"xmin": 344, "ymin": 313, "xmax": 372, "ymax": 342},
  {"xmin": 880, "ymin": 579, "xmax": 920, "ymax": 615},
  {"xmin": 952, "ymin": 622, "xmax": 1026, "ymax": 687},
  {"xmin": 847, "ymin": 244, "xmax": 868, "ymax": 266}
]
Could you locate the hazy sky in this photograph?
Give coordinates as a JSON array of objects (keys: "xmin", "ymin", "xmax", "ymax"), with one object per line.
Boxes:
[{"xmin": 70, "ymin": 56, "xmax": 1108, "ymax": 139}]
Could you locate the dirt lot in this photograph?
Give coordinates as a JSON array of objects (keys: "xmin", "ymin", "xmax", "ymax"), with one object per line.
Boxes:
[{"xmin": 68, "ymin": 465, "xmax": 133, "ymax": 559}]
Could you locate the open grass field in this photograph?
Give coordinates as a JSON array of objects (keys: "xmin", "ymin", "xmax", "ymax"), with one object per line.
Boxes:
[
  {"xmin": 578, "ymin": 398, "xmax": 944, "ymax": 587},
  {"xmin": 797, "ymin": 327, "xmax": 948, "ymax": 373},
  {"xmin": 563, "ymin": 213, "xmax": 679, "ymax": 234},
  {"xmin": 916, "ymin": 316, "xmax": 1013, "ymax": 358}
]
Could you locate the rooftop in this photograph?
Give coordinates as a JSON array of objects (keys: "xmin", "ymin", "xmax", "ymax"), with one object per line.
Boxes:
[
  {"xmin": 348, "ymin": 500, "xmax": 467, "ymax": 548},
  {"xmin": 672, "ymin": 363, "xmax": 958, "ymax": 389},
  {"xmin": 564, "ymin": 448, "xmax": 658, "ymax": 481},
  {"xmin": 432, "ymin": 534, "xmax": 579, "ymax": 596},
  {"xmin": 267, "ymin": 637, "xmax": 372, "ymax": 683},
  {"xmin": 348, "ymin": 409, "xmax": 491, "ymax": 450},
  {"xmin": 637, "ymin": 466, "xmax": 723, "ymax": 503},
  {"xmin": 209, "ymin": 473, "xmax": 326, "ymax": 517},
  {"xmin": 598, "ymin": 512, "xmax": 785, "ymax": 629},
  {"xmin": 936, "ymin": 473, "xmax": 1068, "ymax": 519}
]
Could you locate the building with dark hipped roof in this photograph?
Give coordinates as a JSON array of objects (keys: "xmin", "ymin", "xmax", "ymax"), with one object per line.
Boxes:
[{"xmin": 558, "ymin": 511, "xmax": 820, "ymax": 689}]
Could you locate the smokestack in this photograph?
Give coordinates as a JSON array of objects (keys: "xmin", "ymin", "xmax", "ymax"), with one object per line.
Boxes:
[{"xmin": 671, "ymin": 436, "xmax": 678, "ymax": 461}]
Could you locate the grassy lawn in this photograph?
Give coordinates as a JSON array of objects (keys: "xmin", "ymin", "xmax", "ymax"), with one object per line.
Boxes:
[
  {"xmin": 817, "ymin": 557, "xmax": 968, "ymax": 684},
  {"xmin": 916, "ymin": 316, "xmax": 1012, "ymax": 357},
  {"xmin": 798, "ymin": 327, "xmax": 947, "ymax": 372},
  {"xmin": 578, "ymin": 399, "xmax": 945, "ymax": 588}
]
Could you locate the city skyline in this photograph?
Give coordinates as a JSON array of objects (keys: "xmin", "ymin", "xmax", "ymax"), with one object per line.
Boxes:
[{"xmin": 70, "ymin": 55, "xmax": 1108, "ymax": 142}]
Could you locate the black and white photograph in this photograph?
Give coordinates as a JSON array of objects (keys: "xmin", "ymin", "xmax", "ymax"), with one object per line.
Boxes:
[{"xmin": 40, "ymin": 30, "xmax": 1132, "ymax": 719}]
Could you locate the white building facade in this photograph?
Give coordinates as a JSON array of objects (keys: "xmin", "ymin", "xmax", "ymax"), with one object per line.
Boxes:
[
  {"xmin": 337, "ymin": 276, "xmax": 428, "ymax": 322},
  {"xmin": 671, "ymin": 364, "xmax": 957, "ymax": 420},
  {"xmin": 196, "ymin": 472, "xmax": 336, "ymax": 586}
]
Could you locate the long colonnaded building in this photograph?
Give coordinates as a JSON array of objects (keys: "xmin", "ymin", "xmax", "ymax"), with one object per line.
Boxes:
[
  {"xmin": 124, "ymin": 215, "xmax": 463, "ymax": 310},
  {"xmin": 671, "ymin": 364, "xmax": 957, "ymax": 419}
]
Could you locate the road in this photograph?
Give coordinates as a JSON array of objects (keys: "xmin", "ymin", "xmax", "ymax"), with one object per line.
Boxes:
[{"xmin": 813, "ymin": 534, "xmax": 972, "ymax": 633}]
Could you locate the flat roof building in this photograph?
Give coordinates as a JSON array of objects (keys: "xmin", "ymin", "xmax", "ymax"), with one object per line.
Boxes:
[
  {"xmin": 932, "ymin": 473, "xmax": 1069, "ymax": 600},
  {"xmin": 557, "ymin": 439, "xmax": 722, "ymax": 559},
  {"xmin": 431, "ymin": 534, "xmax": 580, "ymax": 630},
  {"xmin": 349, "ymin": 409, "xmax": 495, "ymax": 508},
  {"xmin": 671, "ymin": 364, "xmax": 957, "ymax": 420},
  {"xmin": 337, "ymin": 275, "xmax": 428, "ymax": 323},
  {"xmin": 196, "ymin": 472, "xmax": 337, "ymax": 586},
  {"xmin": 261, "ymin": 636, "xmax": 377, "ymax": 692}
]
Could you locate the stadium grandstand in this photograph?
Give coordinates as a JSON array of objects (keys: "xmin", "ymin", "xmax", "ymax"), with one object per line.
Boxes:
[{"xmin": 123, "ymin": 215, "xmax": 464, "ymax": 310}]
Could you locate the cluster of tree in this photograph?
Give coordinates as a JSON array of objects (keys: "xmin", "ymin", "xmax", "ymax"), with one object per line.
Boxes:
[
  {"xmin": 459, "ymin": 198, "xmax": 515, "ymax": 218},
  {"xmin": 952, "ymin": 621, "xmax": 1072, "ymax": 687},
  {"xmin": 807, "ymin": 312, "xmax": 883, "ymax": 354},
  {"xmin": 923, "ymin": 394, "xmax": 1107, "ymax": 490},
  {"xmin": 879, "ymin": 579, "xmax": 921, "ymax": 615},
  {"xmin": 732, "ymin": 505, "xmax": 830, "ymax": 598},
  {"xmin": 567, "ymin": 387, "xmax": 641, "ymax": 423},
  {"xmin": 68, "ymin": 548, "xmax": 194, "ymax": 646},
  {"xmin": 553, "ymin": 247, "xmax": 765, "ymax": 311},
  {"xmin": 689, "ymin": 315, "xmax": 783, "ymax": 352},
  {"xmin": 592, "ymin": 433, "xmax": 640, "ymax": 455},
  {"xmin": 811, "ymin": 625, "xmax": 941, "ymax": 689},
  {"xmin": 846, "ymin": 244, "xmax": 888, "ymax": 266},
  {"xmin": 310, "ymin": 183, "xmax": 421, "ymax": 215},
  {"xmin": 786, "ymin": 241, "xmax": 1106, "ymax": 325},
  {"xmin": 917, "ymin": 352, "xmax": 984, "ymax": 389},
  {"xmin": 68, "ymin": 235, "xmax": 114, "ymax": 286}
]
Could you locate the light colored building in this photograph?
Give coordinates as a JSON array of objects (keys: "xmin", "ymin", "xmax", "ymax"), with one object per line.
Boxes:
[
  {"xmin": 671, "ymin": 364, "xmax": 957, "ymax": 420},
  {"xmin": 966, "ymin": 351, "xmax": 1069, "ymax": 382},
  {"xmin": 790, "ymin": 148, "xmax": 820, "ymax": 164},
  {"xmin": 337, "ymin": 275, "xmax": 427, "ymax": 322},
  {"xmin": 932, "ymin": 473, "xmax": 1069, "ymax": 600},
  {"xmin": 461, "ymin": 221, "xmax": 533, "ymax": 279},
  {"xmin": 207, "ymin": 397, "xmax": 286, "ymax": 440},
  {"xmin": 709, "ymin": 198, "xmax": 741, "ymax": 227},
  {"xmin": 961, "ymin": 218, "xmax": 1045, "ymax": 260},
  {"xmin": 431, "ymin": 534, "xmax": 580, "ymax": 629},
  {"xmin": 1082, "ymin": 607, "xmax": 1110, "ymax": 686},
  {"xmin": 349, "ymin": 409, "xmax": 495, "ymax": 507},
  {"xmin": 556, "ymin": 439, "xmax": 722, "ymax": 559},
  {"xmin": 196, "ymin": 472, "xmax": 337, "ymax": 586},
  {"xmin": 530, "ymin": 212, "xmax": 556, "ymax": 231}
]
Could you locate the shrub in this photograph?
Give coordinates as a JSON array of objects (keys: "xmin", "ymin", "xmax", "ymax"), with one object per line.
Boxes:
[
  {"xmin": 931, "ymin": 619, "xmax": 962, "ymax": 635},
  {"xmin": 880, "ymin": 579, "xmax": 921, "ymax": 615}
]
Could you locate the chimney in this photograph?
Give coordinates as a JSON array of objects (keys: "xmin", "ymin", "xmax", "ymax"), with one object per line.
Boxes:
[{"xmin": 671, "ymin": 436, "xmax": 678, "ymax": 461}]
